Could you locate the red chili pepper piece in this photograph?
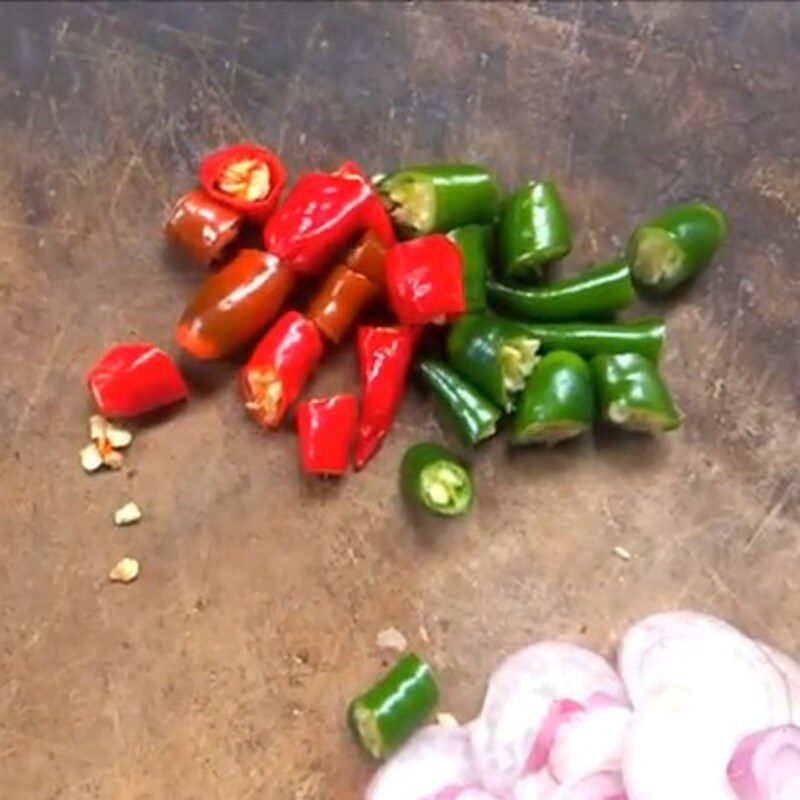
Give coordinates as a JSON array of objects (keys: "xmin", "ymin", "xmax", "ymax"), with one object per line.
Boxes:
[
  {"xmin": 240, "ymin": 310, "xmax": 323, "ymax": 428},
  {"xmin": 354, "ymin": 326, "xmax": 419, "ymax": 470},
  {"xmin": 165, "ymin": 189, "xmax": 242, "ymax": 266},
  {"xmin": 199, "ymin": 142, "xmax": 287, "ymax": 224},
  {"xmin": 385, "ymin": 235, "xmax": 466, "ymax": 325},
  {"xmin": 296, "ymin": 394, "xmax": 358, "ymax": 476},
  {"xmin": 87, "ymin": 343, "xmax": 188, "ymax": 418},
  {"xmin": 263, "ymin": 161, "xmax": 395, "ymax": 277}
]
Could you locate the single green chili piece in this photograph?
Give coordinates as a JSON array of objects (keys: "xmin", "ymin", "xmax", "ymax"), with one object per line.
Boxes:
[
  {"xmin": 498, "ymin": 181, "xmax": 571, "ymax": 282},
  {"xmin": 487, "ymin": 259, "xmax": 634, "ymax": 321},
  {"xmin": 591, "ymin": 352, "xmax": 680, "ymax": 432},
  {"xmin": 627, "ymin": 202, "xmax": 726, "ymax": 294},
  {"xmin": 400, "ymin": 442, "xmax": 474, "ymax": 516},
  {"xmin": 379, "ymin": 164, "xmax": 500, "ymax": 237},
  {"xmin": 512, "ymin": 351, "xmax": 594, "ymax": 445},
  {"xmin": 418, "ymin": 359, "xmax": 502, "ymax": 446},
  {"xmin": 516, "ymin": 318, "xmax": 666, "ymax": 362},
  {"xmin": 447, "ymin": 224, "xmax": 492, "ymax": 312},
  {"xmin": 348, "ymin": 653, "xmax": 438, "ymax": 759},
  {"xmin": 447, "ymin": 314, "xmax": 540, "ymax": 411}
]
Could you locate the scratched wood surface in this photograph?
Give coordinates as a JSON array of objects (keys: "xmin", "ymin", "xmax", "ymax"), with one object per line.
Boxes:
[{"xmin": 0, "ymin": 2, "xmax": 798, "ymax": 797}]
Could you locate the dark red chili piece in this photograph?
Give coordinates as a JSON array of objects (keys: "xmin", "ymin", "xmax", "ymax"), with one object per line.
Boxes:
[{"xmin": 296, "ymin": 394, "xmax": 358, "ymax": 476}]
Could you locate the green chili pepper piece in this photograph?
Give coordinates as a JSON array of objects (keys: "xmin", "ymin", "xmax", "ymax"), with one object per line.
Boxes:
[
  {"xmin": 400, "ymin": 442, "xmax": 473, "ymax": 516},
  {"xmin": 348, "ymin": 653, "xmax": 438, "ymax": 759},
  {"xmin": 447, "ymin": 224, "xmax": 492, "ymax": 313},
  {"xmin": 516, "ymin": 318, "xmax": 666, "ymax": 363},
  {"xmin": 379, "ymin": 164, "xmax": 500, "ymax": 237},
  {"xmin": 487, "ymin": 259, "xmax": 634, "ymax": 321},
  {"xmin": 512, "ymin": 351, "xmax": 594, "ymax": 445},
  {"xmin": 418, "ymin": 360, "xmax": 502, "ymax": 446},
  {"xmin": 590, "ymin": 352, "xmax": 680, "ymax": 432},
  {"xmin": 498, "ymin": 181, "xmax": 572, "ymax": 282},
  {"xmin": 627, "ymin": 202, "xmax": 726, "ymax": 294},
  {"xmin": 447, "ymin": 314, "xmax": 540, "ymax": 411}
]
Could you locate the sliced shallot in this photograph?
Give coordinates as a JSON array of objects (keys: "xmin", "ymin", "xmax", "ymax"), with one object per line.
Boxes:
[
  {"xmin": 757, "ymin": 642, "xmax": 800, "ymax": 725},
  {"xmin": 727, "ymin": 725, "xmax": 800, "ymax": 800},
  {"xmin": 512, "ymin": 771, "xmax": 559, "ymax": 800},
  {"xmin": 552, "ymin": 771, "xmax": 627, "ymax": 799}
]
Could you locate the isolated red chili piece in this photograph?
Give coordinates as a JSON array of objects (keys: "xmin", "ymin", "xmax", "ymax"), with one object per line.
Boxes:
[
  {"xmin": 385, "ymin": 235, "xmax": 466, "ymax": 325},
  {"xmin": 87, "ymin": 343, "xmax": 188, "ymax": 418},
  {"xmin": 199, "ymin": 142, "xmax": 287, "ymax": 224},
  {"xmin": 296, "ymin": 394, "xmax": 358, "ymax": 476},
  {"xmin": 354, "ymin": 326, "xmax": 419, "ymax": 470},
  {"xmin": 240, "ymin": 310, "xmax": 323, "ymax": 429}
]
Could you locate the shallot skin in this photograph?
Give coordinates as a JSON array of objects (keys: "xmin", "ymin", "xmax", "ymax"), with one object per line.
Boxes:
[{"xmin": 726, "ymin": 725, "xmax": 800, "ymax": 800}]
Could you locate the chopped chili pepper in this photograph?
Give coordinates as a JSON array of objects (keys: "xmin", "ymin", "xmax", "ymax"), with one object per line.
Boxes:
[
  {"xmin": 385, "ymin": 235, "xmax": 466, "ymax": 325},
  {"xmin": 240, "ymin": 310, "xmax": 323, "ymax": 428},
  {"xmin": 447, "ymin": 314, "xmax": 540, "ymax": 411},
  {"xmin": 487, "ymin": 260, "xmax": 635, "ymax": 321},
  {"xmin": 512, "ymin": 351, "xmax": 594, "ymax": 445},
  {"xmin": 418, "ymin": 360, "xmax": 501, "ymax": 446},
  {"xmin": 499, "ymin": 180, "xmax": 572, "ymax": 282},
  {"xmin": 296, "ymin": 394, "xmax": 358, "ymax": 476},
  {"xmin": 199, "ymin": 142, "xmax": 287, "ymax": 223},
  {"xmin": 263, "ymin": 161, "xmax": 394, "ymax": 277},
  {"xmin": 517, "ymin": 319, "xmax": 666, "ymax": 362},
  {"xmin": 627, "ymin": 201, "xmax": 726, "ymax": 294},
  {"xmin": 400, "ymin": 442, "xmax": 474, "ymax": 516},
  {"xmin": 446, "ymin": 224, "xmax": 492, "ymax": 313},
  {"xmin": 164, "ymin": 189, "xmax": 242, "ymax": 266},
  {"xmin": 87, "ymin": 343, "xmax": 188, "ymax": 418},
  {"xmin": 176, "ymin": 249, "xmax": 296, "ymax": 360},
  {"xmin": 354, "ymin": 326, "xmax": 418, "ymax": 470},
  {"xmin": 349, "ymin": 653, "xmax": 439, "ymax": 759},
  {"xmin": 378, "ymin": 164, "xmax": 499, "ymax": 236},
  {"xmin": 306, "ymin": 234, "xmax": 386, "ymax": 345},
  {"xmin": 591, "ymin": 352, "xmax": 680, "ymax": 432}
]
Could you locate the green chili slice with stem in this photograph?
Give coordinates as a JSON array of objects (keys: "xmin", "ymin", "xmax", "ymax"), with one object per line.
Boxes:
[
  {"xmin": 418, "ymin": 359, "xmax": 502, "ymax": 446},
  {"xmin": 591, "ymin": 352, "xmax": 680, "ymax": 432},
  {"xmin": 627, "ymin": 202, "xmax": 726, "ymax": 294},
  {"xmin": 487, "ymin": 259, "xmax": 634, "ymax": 321},
  {"xmin": 379, "ymin": 164, "xmax": 500, "ymax": 237},
  {"xmin": 400, "ymin": 442, "xmax": 473, "ymax": 516},
  {"xmin": 512, "ymin": 350, "xmax": 594, "ymax": 445},
  {"xmin": 348, "ymin": 652, "xmax": 438, "ymax": 759}
]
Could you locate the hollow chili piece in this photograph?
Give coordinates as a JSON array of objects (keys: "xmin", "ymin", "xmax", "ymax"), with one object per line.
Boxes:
[
  {"xmin": 355, "ymin": 326, "xmax": 418, "ymax": 470},
  {"xmin": 627, "ymin": 201, "xmax": 726, "ymax": 294},
  {"xmin": 296, "ymin": 394, "xmax": 358, "ymax": 476},
  {"xmin": 165, "ymin": 189, "xmax": 242, "ymax": 266},
  {"xmin": 378, "ymin": 164, "xmax": 499, "ymax": 237},
  {"xmin": 263, "ymin": 161, "xmax": 394, "ymax": 277},
  {"xmin": 446, "ymin": 224, "xmax": 492, "ymax": 313},
  {"xmin": 512, "ymin": 351, "xmax": 594, "ymax": 445},
  {"xmin": 446, "ymin": 314, "xmax": 540, "ymax": 411},
  {"xmin": 400, "ymin": 442, "xmax": 474, "ymax": 517},
  {"xmin": 418, "ymin": 360, "xmax": 501, "ymax": 446},
  {"xmin": 306, "ymin": 234, "xmax": 386, "ymax": 345},
  {"xmin": 499, "ymin": 181, "xmax": 572, "ymax": 282},
  {"xmin": 87, "ymin": 343, "xmax": 188, "ymax": 418},
  {"xmin": 591, "ymin": 352, "xmax": 680, "ymax": 432},
  {"xmin": 386, "ymin": 235, "xmax": 466, "ymax": 325},
  {"xmin": 177, "ymin": 249, "xmax": 296, "ymax": 359},
  {"xmin": 240, "ymin": 310, "xmax": 323, "ymax": 428},
  {"xmin": 349, "ymin": 653, "xmax": 439, "ymax": 759},
  {"xmin": 487, "ymin": 260, "xmax": 635, "ymax": 321},
  {"xmin": 199, "ymin": 142, "xmax": 287, "ymax": 223},
  {"xmin": 517, "ymin": 318, "xmax": 666, "ymax": 362}
]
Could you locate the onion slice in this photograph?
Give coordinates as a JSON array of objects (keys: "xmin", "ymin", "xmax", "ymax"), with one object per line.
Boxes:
[{"xmin": 727, "ymin": 725, "xmax": 800, "ymax": 800}]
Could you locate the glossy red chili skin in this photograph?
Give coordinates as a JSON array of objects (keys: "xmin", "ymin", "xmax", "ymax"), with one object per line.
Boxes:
[
  {"xmin": 87, "ymin": 343, "xmax": 188, "ymax": 418},
  {"xmin": 165, "ymin": 189, "xmax": 242, "ymax": 266},
  {"xmin": 354, "ymin": 326, "xmax": 419, "ymax": 470},
  {"xmin": 176, "ymin": 249, "xmax": 296, "ymax": 360},
  {"xmin": 263, "ymin": 161, "xmax": 395, "ymax": 277},
  {"xmin": 385, "ymin": 235, "xmax": 466, "ymax": 325},
  {"xmin": 240, "ymin": 310, "xmax": 323, "ymax": 429},
  {"xmin": 199, "ymin": 142, "xmax": 287, "ymax": 224},
  {"xmin": 296, "ymin": 394, "xmax": 358, "ymax": 476}
]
